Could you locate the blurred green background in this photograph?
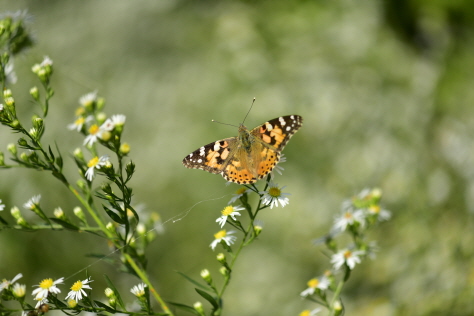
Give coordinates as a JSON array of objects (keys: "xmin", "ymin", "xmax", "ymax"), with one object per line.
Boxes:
[{"xmin": 1, "ymin": 0, "xmax": 474, "ymax": 315}]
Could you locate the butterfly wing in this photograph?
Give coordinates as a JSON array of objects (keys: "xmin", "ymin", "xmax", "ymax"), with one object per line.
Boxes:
[
  {"xmin": 182, "ymin": 137, "xmax": 239, "ymax": 175},
  {"xmin": 248, "ymin": 115, "xmax": 304, "ymax": 180}
]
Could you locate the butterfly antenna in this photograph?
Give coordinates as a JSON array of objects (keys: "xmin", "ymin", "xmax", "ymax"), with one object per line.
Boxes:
[
  {"xmin": 242, "ymin": 97, "xmax": 256, "ymax": 125},
  {"xmin": 211, "ymin": 119, "xmax": 238, "ymax": 128}
]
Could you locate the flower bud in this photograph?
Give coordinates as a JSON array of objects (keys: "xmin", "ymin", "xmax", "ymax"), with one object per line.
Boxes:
[
  {"xmin": 54, "ymin": 207, "xmax": 65, "ymax": 219},
  {"xmin": 200, "ymin": 269, "xmax": 212, "ymax": 285},
  {"xmin": 7, "ymin": 143, "xmax": 17, "ymax": 155},
  {"xmin": 120, "ymin": 143, "xmax": 130, "ymax": 155},
  {"xmin": 30, "ymin": 86, "xmax": 39, "ymax": 100}
]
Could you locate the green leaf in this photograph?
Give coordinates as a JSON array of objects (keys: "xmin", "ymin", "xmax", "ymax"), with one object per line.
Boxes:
[
  {"xmin": 94, "ymin": 300, "xmax": 116, "ymax": 313},
  {"xmin": 104, "ymin": 274, "xmax": 126, "ymax": 310},
  {"xmin": 176, "ymin": 271, "xmax": 210, "ymax": 290},
  {"xmin": 50, "ymin": 218, "xmax": 79, "ymax": 231},
  {"xmin": 195, "ymin": 288, "xmax": 219, "ymax": 310},
  {"xmin": 103, "ymin": 205, "xmax": 125, "ymax": 224},
  {"xmin": 167, "ymin": 301, "xmax": 200, "ymax": 315}
]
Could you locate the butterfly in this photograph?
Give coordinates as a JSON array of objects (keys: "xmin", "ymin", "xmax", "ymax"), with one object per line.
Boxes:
[{"xmin": 182, "ymin": 115, "xmax": 303, "ymax": 184}]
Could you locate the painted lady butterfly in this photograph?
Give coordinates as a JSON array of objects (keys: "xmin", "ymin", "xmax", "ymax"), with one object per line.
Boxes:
[{"xmin": 182, "ymin": 115, "xmax": 303, "ymax": 184}]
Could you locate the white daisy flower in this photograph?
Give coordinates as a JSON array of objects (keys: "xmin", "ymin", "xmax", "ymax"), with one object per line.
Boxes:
[
  {"xmin": 227, "ymin": 187, "xmax": 250, "ymax": 205},
  {"xmin": 0, "ymin": 273, "xmax": 23, "ymax": 293},
  {"xmin": 333, "ymin": 208, "xmax": 365, "ymax": 232},
  {"xmin": 85, "ymin": 155, "xmax": 109, "ymax": 181},
  {"xmin": 32, "ymin": 277, "xmax": 64, "ymax": 300},
  {"xmin": 259, "ymin": 182, "xmax": 290, "ymax": 209},
  {"xmin": 331, "ymin": 249, "xmax": 365, "ymax": 270},
  {"xmin": 111, "ymin": 114, "xmax": 126, "ymax": 126},
  {"xmin": 23, "ymin": 195, "xmax": 41, "ymax": 210},
  {"xmin": 68, "ymin": 115, "xmax": 92, "ymax": 132},
  {"xmin": 210, "ymin": 230, "xmax": 237, "ymax": 250},
  {"xmin": 79, "ymin": 91, "xmax": 98, "ymax": 107},
  {"xmin": 130, "ymin": 283, "xmax": 147, "ymax": 297},
  {"xmin": 35, "ymin": 297, "xmax": 48, "ymax": 309},
  {"xmin": 300, "ymin": 276, "xmax": 330, "ymax": 297},
  {"xmin": 216, "ymin": 205, "xmax": 244, "ymax": 228},
  {"xmin": 5, "ymin": 60, "xmax": 17, "ymax": 85},
  {"xmin": 65, "ymin": 277, "xmax": 93, "ymax": 302},
  {"xmin": 83, "ymin": 124, "xmax": 105, "ymax": 146},
  {"xmin": 12, "ymin": 283, "xmax": 26, "ymax": 298},
  {"xmin": 40, "ymin": 56, "xmax": 53, "ymax": 67},
  {"xmin": 367, "ymin": 204, "xmax": 391, "ymax": 221},
  {"xmin": 100, "ymin": 118, "xmax": 115, "ymax": 131}
]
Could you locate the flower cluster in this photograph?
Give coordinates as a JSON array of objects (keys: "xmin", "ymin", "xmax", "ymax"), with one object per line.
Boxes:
[{"xmin": 299, "ymin": 188, "xmax": 391, "ymax": 315}]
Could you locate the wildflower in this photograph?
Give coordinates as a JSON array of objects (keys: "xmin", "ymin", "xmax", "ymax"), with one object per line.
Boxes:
[
  {"xmin": 299, "ymin": 309, "xmax": 321, "ymax": 316},
  {"xmin": 34, "ymin": 297, "xmax": 48, "ymax": 309},
  {"xmin": 85, "ymin": 155, "xmax": 109, "ymax": 181},
  {"xmin": 260, "ymin": 182, "xmax": 290, "ymax": 209},
  {"xmin": 100, "ymin": 118, "xmax": 114, "ymax": 131},
  {"xmin": 333, "ymin": 208, "xmax": 365, "ymax": 232},
  {"xmin": 32, "ymin": 277, "xmax": 64, "ymax": 300},
  {"xmin": 83, "ymin": 124, "xmax": 104, "ymax": 146},
  {"xmin": 5, "ymin": 60, "xmax": 17, "ymax": 85},
  {"xmin": 331, "ymin": 249, "xmax": 365, "ymax": 270},
  {"xmin": 300, "ymin": 276, "xmax": 330, "ymax": 297},
  {"xmin": 130, "ymin": 283, "xmax": 146, "ymax": 297},
  {"xmin": 68, "ymin": 115, "xmax": 92, "ymax": 132},
  {"xmin": 79, "ymin": 91, "xmax": 98, "ymax": 108},
  {"xmin": 23, "ymin": 195, "xmax": 41, "ymax": 210},
  {"xmin": 216, "ymin": 205, "xmax": 244, "ymax": 228},
  {"xmin": 111, "ymin": 114, "xmax": 126, "ymax": 126},
  {"xmin": 367, "ymin": 204, "xmax": 391, "ymax": 221},
  {"xmin": 40, "ymin": 56, "xmax": 53, "ymax": 67},
  {"xmin": 65, "ymin": 277, "xmax": 93, "ymax": 302},
  {"xmin": 0, "ymin": 273, "xmax": 23, "ymax": 292},
  {"xmin": 228, "ymin": 187, "xmax": 250, "ymax": 205},
  {"xmin": 210, "ymin": 230, "xmax": 237, "ymax": 250},
  {"xmin": 12, "ymin": 283, "xmax": 26, "ymax": 298},
  {"xmin": 0, "ymin": 199, "xmax": 5, "ymax": 211}
]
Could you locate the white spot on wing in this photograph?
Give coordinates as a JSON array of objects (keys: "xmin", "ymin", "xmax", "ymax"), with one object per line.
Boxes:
[
  {"xmin": 279, "ymin": 117, "xmax": 286, "ymax": 126},
  {"xmin": 213, "ymin": 142, "xmax": 220, "ymax": 151},
  {"xmin": 265, "ymin": 123, "xmax": 273, "ymax": 131},
  {"xmin": 199, "ymin": 147, "xmax": 205, "ymax": 156}
]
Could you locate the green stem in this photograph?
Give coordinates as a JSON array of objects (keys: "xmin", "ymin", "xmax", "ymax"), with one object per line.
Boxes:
[{"xmin": 124, "ymin": 253, "xmax": 174, "ymax": 316}]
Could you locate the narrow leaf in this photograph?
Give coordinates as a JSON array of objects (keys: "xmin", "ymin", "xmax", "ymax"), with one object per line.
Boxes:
[{"xmin": 195, "ymin": 288, "xmax": 219, "ymax": 310}]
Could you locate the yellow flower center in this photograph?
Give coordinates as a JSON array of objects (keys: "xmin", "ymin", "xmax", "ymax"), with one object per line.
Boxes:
[
  {"xmin": 214, "ymin": 230, "xmax": 227, "ymax": 239},
  {"xmin": 307, "ymin": 278, "xmax": 319, "ymax": 288},
  {"xmin": 221, "ymin": 206, "xmax": 234, "ymax": 216},
  {"xmin": 74, "ymin": 117, "xmax": 85, "ymax": 126},
  {"xmin": 71, "ymin": 280, "xmax": 83, "ymax": 291},
  {"xmin": 268, "ymin": 187, "xmax": 281, "ymax": 198},
  {"xmin": 87, "ymin": 156, "xmax": 99, "ymax": 168},
  {"xmin": 39, "ymin": 278, "xmax": 53, "ymax": 289},
  {"xmin": 369, "ymin": 205, "xmax": 380, "ymax": 214},
  {"xmin": 344, "ymin": 250, "xmax": 352, "ymax": 259},
  {"xmin": 88, "ymin": 124, "xmax": 99, "ymax": 135},
  {"xmin": 344, "ymin": 212, "xmax": 353, "ymax": 219},
  {"xmin": 299, "ymin": 310, "xmax": 311, "ymax": 316}
]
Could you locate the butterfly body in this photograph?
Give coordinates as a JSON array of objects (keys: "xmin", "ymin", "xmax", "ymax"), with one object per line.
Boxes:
[{"xmin": 183, "ymin": 115, "xmax": 303, "ymax": 184}]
